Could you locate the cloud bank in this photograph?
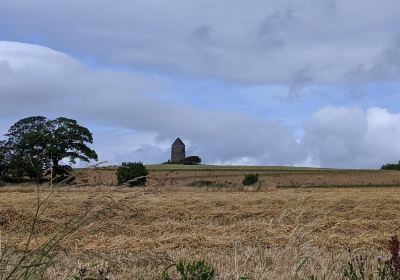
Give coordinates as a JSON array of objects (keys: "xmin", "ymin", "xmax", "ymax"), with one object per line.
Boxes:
[
  {"xmin": 1, "ymin": 41, "xmax": 400, "ymax": 168},
  {"xmin": 303, "ymin": 107, "xmax": 400, "ymax": 168},
  {"xmin": 0, "ymin": 42, "xmax": 304, "ymax": 166},
  {"xmin": 1, "ymin": 0, "xmax": 400, "ymax": 87}
]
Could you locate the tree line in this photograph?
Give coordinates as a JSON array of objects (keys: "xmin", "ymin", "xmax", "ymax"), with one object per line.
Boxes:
[{"xmin": 381, "ymin": 161, "xmax": 400, "ymax": 170}]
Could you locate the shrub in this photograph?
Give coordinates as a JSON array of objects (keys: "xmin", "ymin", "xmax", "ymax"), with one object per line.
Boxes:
[
  {"xmin": 183, "ymin": 156, "xmax": 202, "ymax": 165},
  {"xmin": 339, "ymin": 236, "xmax": 400, "ymax": 280},
  {"xmin": 381, "ymin": 161, "xmax": 400, "ymax": 170},
  {"xmin": 242, "ymin": 174, "xmax": 259, "ymax": 186},
  {"xmin": 116, "ymin": 162, "xmax": 149, "ymax": 187},
  {"xmin": 162, "ymin": 259, "xmax": 216, "ymax": 280}
]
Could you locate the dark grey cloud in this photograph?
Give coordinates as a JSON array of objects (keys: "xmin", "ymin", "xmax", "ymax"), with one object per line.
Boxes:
[
  {"xmin": 1, "ymin": 0, "xmax": 400, "ymax": 85},
  {"xmin": 190, "ymin": 25, "xmax": 214, "ymax": 45},
  {"xmin": 256, "ymin": 9, "xmax": 291, "ymax": 49},
  {"xmin": 345, "ymin": 34, "xmax": 400, "ymax": 85}
]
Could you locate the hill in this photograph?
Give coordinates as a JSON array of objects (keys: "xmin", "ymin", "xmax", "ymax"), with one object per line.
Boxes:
[{"xmin": 73, "ymin": 164, "xmax": 399, "ymax": 189}]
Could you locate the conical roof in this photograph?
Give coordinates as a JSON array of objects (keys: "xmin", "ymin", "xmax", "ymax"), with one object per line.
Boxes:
[{"xmin": 172, "ymin": 137, "xmax": 185, "ymax": 146}]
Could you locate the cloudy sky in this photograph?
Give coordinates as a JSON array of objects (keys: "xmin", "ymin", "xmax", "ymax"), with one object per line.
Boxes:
[{"xmin": 1, "ymin": 0, "xmax": 400, "ymax": 168}]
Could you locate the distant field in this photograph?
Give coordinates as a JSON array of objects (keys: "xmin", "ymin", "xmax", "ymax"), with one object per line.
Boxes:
[
  {"xmin": 74, "ymin": 164, "xmax": 400, "ymax": 188},
  {"xmin": 145, "ymin": 164, "xmax": 340, "ymax": 172},
  {"xmin": 97, "ymin": 164, "xmax": 372, "ymax": 172}
]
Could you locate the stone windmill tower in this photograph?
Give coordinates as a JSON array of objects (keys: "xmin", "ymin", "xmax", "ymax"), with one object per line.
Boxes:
[{"xmin": 171, "ymin": 137, "xmax": 185, "ymax": 163}]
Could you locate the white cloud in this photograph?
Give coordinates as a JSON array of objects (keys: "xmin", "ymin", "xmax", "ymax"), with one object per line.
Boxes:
[
  {"xmin": 2, "ymin": 41, "xmax": 400, "ymax": 168},
  {"xmin": 92, "ymin": 130, "xmax": 170, "ymax": 164},
  {"xmin": 303, "ymin": 107, "xmax": 400, "ymax": 168},
  {"xmin": 0, "ymin": 41, "xmax": 305, "ymax": 165}
]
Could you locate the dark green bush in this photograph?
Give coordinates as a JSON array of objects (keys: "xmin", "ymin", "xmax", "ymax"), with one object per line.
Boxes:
[
  {"xmin": 162, "ymin": 259, "xmax": 215, "ymax": 280},
  {"xmin": 242, "ymin": 174, "xmax": 259, "ymax": 186},
  {"xmin": 381, "ymin": 161, "xmax": 400, "ymax": 170},
  {"xmin": 183, "ymin": 156, "xmax": 202, "ymax": 165},
  {"xmin": 116, "ymin": 162, "xmax": 149, "ymax": 187}
]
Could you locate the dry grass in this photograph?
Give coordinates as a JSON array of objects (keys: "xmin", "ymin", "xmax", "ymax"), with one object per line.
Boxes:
[
  {"xmin": 1, "ymin": 184, "xmax": 400, "ymax": 279},
  {"xmin": 73, "ymin": 166, "xmax": 400, "ymax": 189}
]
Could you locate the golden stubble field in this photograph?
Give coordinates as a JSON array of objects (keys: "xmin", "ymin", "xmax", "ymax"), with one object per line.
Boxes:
[
  {"xmin": 1, "ymin": 180, "xmax": 400, "ymax": 279},
  {"xmin": 74, "ymin": 166, "xmax": 400, "ymax": 188}
]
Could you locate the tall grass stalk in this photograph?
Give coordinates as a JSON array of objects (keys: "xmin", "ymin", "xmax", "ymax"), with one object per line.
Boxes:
[{"xmin": 0, "ymin": 168, "xmax": 117, "ymax": 280}]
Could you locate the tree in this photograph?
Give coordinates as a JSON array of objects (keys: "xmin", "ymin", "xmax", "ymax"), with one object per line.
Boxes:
[
  {"xmin": 3, "ymin": 116, "xmax": 98, "ymax": 182},
  {"xmin": 4, "ymin": 116, "xmax": 51, "ymax": 181},
  {"xmin": 46, "ymin": 117, "xmax": 98, "ymax": 168},
  {"xmin": 183, "ymin": 156, "xmax": 202, "ymax": 165},
  {"xmin": 0, "ymin": 140, "xmax": 8, "ymax": 180},
  {"xmin": 117, "ymin": 162, "xmax": 149, "ymax": 187},
  {"xmin": 381, "ymin": 161, "xmax": 400, "ymax": 170}
]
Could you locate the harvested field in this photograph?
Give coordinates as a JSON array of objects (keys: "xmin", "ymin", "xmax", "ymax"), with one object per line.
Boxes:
[
  {"xmin": 74, "ymin": 165, "xmax": 400, "ymax": 188},
  {"xmin": 1, "ymin": 184, "xmax": 400, "ymax": 279}
]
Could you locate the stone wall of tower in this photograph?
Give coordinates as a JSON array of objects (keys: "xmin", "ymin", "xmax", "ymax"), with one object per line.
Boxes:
[{"xmin": 171, "ymin": 143, "xmax": 185, "ymax": 163}]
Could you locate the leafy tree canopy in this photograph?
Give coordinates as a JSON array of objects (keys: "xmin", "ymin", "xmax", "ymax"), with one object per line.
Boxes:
[
  {"xmin": 183, "ymin": 155, "xmax": 202, "ymax": 165},
  {"xmin": 2, "ymin": 116, "xmax": 98, "ymax": 182},
  {"xmin": 0, "ymin": 140, "xmax": 8, "ymax": 178},
  {"xmin": 381, "ymin": 161, "xmax": 400, "ymax": 170},
  {"xmin": 47, "ymin": 117, "xmax": 98, "ymax": 166}
]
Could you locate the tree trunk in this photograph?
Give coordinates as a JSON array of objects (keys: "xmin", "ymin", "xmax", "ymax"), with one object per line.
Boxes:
[{"xmin": 52, "ymin": 158, "xmax": 59, "ymax": 168}]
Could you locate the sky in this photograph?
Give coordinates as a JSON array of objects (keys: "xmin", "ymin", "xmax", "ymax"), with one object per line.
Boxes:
[{"xmin": 1, "ymin": 0, "xmax": 400, "ymax": 168}]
